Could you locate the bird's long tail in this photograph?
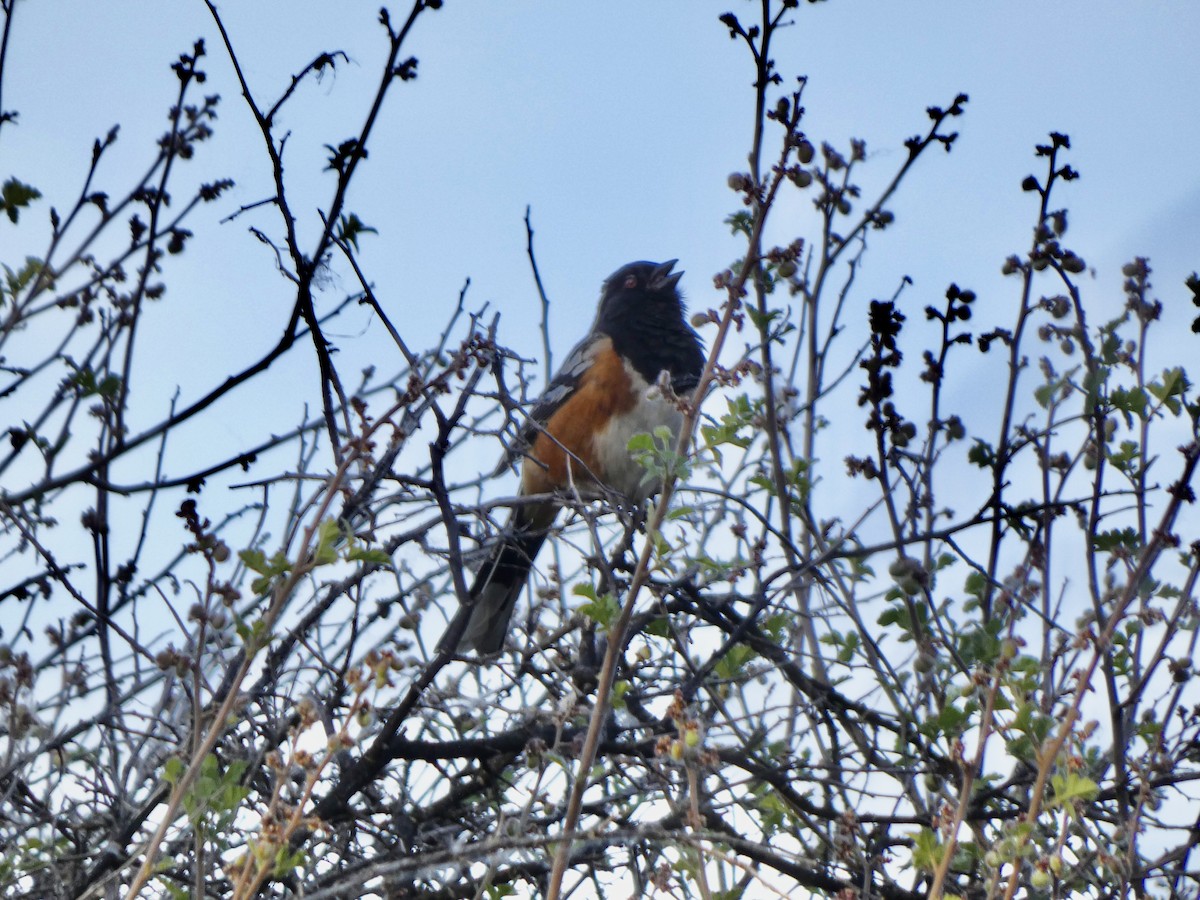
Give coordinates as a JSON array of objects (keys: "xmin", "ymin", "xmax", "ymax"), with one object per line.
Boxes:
[{"xmin": 458, "ymin": 504, "xmax": 557, "ymax": 653}]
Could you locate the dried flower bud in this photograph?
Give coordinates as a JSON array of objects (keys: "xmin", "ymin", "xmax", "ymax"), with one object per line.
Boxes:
[
  {"xmin": 726, "ymin": 172, "xmax": 751, "ymax": 192},
  {"xmin": 1061, "ymin": 252, "xmax": 1086, "ymax": 274}
]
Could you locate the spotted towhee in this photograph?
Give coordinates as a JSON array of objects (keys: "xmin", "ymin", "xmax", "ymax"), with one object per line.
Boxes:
[{"xmin": 457, "ymin": 260, "xmax": 705, "ymax": 653}]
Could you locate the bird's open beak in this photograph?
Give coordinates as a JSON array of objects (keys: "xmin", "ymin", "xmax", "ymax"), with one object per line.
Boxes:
[{"xmin": 649, "ymin": 259, "xmax": 683, "ymax": 293}]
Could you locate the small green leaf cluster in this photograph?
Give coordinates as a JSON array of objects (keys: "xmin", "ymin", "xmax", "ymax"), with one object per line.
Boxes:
[
  {"xmin": 0, "ymin": 178, "xmax": 41, "ymax": 224},
  {"xmin": 164, "ymin": 753, "xmax": 250, "ymax": 836},
  {"xmin": 574, "ymin": 582, "xmax": 619, "ymax": 629},
  {"xmin": 628, "ymin": 425, "xmax": 692, "ymax": 486}
]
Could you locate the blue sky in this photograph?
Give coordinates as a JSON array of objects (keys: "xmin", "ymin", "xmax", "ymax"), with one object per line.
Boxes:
[{"xmin": 4, "ymin": 0, "xmax": 1199, "ymax": 498}]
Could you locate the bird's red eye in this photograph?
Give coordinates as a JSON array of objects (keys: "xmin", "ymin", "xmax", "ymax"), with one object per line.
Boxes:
[{"xmin": 623, "ymin": 274, "xmax": 637, "ymax": 289}]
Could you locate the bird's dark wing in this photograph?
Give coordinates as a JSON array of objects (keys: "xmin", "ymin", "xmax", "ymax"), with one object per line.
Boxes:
[{"xmin": 497, "ymin": 331, "xmax": 608, "ymax": 473}]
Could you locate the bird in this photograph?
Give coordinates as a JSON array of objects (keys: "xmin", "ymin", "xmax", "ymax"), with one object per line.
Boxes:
[{"xmin": 455, "ymin": 259, "xmax": 706, "ymax": 654}]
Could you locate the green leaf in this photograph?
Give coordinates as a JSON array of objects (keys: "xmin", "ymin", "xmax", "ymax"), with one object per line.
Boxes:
[
  {"xmin": 714, "ymin": 643, "xmax": 755, "ymax": 679},
  {"xmin": 1107, "ymin": 440, "xmax": 1140, "ymax": 475},
  {"xmin": 312, "ymin": 517, "xmax": 341, "ymax": 565},
  {"xmin": 745, "ymin": 304, "xmax": 782, "ymax": 334},
  {"xmin": 1048, "ymin": 772, "xmax": 1099, "ymax": 809},
  {"xmin": 347, "ymin": 546, "xmax": 391, "ymax": 565},
  {"xmin": 240, "ymin": 548, "xmax": 291, "ymax": 593},
  {"xmin": 1092, "ymin": 527, "xmax": 1140, "ymax": 553},
  {"xmin": 644, "ymin": 617, "xmax": 670, "ymax": 637},
  {"xmin": 934, "ymin": 553, "xmax": 957, "ymax": 572},
  {"xmin": 626, "ymin": 432, "xmax": 654, "ymax": 453},
  {"xmin": 909, "ymin": 827, "xmax": 945, "ymax": 872},
  {"xmin": 821, "ymin": 628, "xmax": 861, "ymax": 664},
  {"xmin": 967, "ymin": 439, "xmax": 994, "ymax": 468},
  {"xmin": 964, "ymin": 570, "xmax": 987, "ymax": 598},
  {"xmin": 163, "ymin": 756, "xmax": 185, "ymax": 785},
  {"xmin": 2, "ymin": 257, "xmax": 45, "ymax": 298},
  {"xmin": 1148, "ymin": 367, "xmax": 1190, "ymax": 416},
  {"xmin": 575, "ymin": 583, "xmax": 619, "ymax": 628},
  {"xmin": 1099, "ymin": 329, "xmax": 1122, "ymax": 365},
  {"xmin": 838, "ymin": 630, "xmax": 860, "ymax": 663},
  {"xmin": 0, "ymin": 177, "xmax": 42, "ymax": 224},
  {"xmin": 69, "ymin": 368, "xmax": 124, "ymax": 400},
  {"xmin": 273, "ymin": 846, "xmax": 307, "ymax": 877},
  {"xmin": 1081, "ymin": 365, "xmax": 1110, "ymax": 413},
  {"xmin": 612, "ymin": 679, "xmax": 630, "ymax": 710},
  {"xmin": 925, "ymin": 702, "xmax": 969, "ymax": 739},
  {"xmin": 1110, "ymin": 385, "xmax": 1148, "ymax": 422},
  {"xmin": 762, "ymin": 612, "xmax": 790, "ymax": 642},
  {"xmin": 649, "ymin": 527, "xmax": 672, "ymax": 558},
  {"xmin": 1033, "ymin": 381, "xmax": 1061, "ymax": 410},
  {"xmin": 701, "ymin": 394, "xmax": 759, "ymax": 461},
  {"xmin": 243, "ymin": 617, "xmax": 273, "ymax": 655},
  {"xmin": 96, "ymin": 374, "xmax": 122, "ymax": 399},
  {"xmin": 956, "ymin": 625, "xmax": 1001, "ymax": 665},
  {"xmin": 748, "ymin": 472, "xmax": 777, "ymax": 496},
  {"xmin": 724, "ymin": 210, "xmax": 753, "ymax": 236},
  {"xmin": 337, "ymin": 212, "xmax": 378, "ymax": 252},
  {"xmin": 239, "ymin": 549, "xmax": 269, "ymax": 574},
  {"xmin": 753, "ymin": 787, "xmax": 790, "ymax": 836},
  {"xmin": 628, "ymin": 426, "xmax": 690, "ymax": 485}
]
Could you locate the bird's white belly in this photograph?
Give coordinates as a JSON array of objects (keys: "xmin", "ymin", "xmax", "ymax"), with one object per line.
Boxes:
[{"xmin": 591, "ymin": 366, "xmax": 684, "ymax": 502}]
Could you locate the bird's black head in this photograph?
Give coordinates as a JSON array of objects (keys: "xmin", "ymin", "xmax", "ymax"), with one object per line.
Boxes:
[
  {"xmin": 598, "ymin": 260, "xmax": 684, "ymax": 316},
  {"xmin": 593, "ymin": 259, "xmax": 705, "ymax": 392}
]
